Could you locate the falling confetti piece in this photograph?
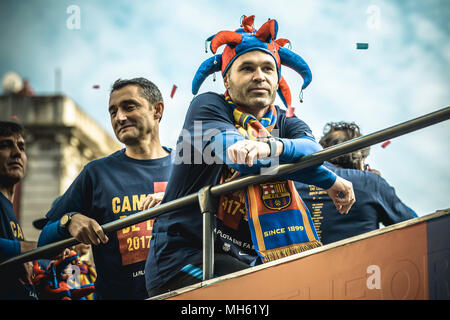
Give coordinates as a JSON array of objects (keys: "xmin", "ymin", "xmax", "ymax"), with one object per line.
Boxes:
[
  {"xmin": 381, "ymin": 140, "xmax": 391, "ymax": 148},
  {"xmin": 11, "ymin": 115, "xmax": 19, "ymax": 120},
  {"xmin": 356, "ymin": 43, "xmax": 369, "ymax": 50},
  {"xmin": 286, "ymin": 106, "xmax": 295, "ymax": 118},
  {"xmin": 93, "ymin": 85, "xmax": 100, "ymax": 89},
  {"xmin": 170, "ymin": 84, "xmax": 177, "ymax": 98}
]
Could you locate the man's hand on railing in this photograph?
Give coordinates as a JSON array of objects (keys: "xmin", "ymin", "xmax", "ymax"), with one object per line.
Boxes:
[
  {"xmin": 326, "ymin": 176, "xmax": 356, "ymax": 215},
  {"xmin": 227, "ymin": 139, "xmax": 271, "ymax": 167},
  {"xmin": 67, "ymin": 213, "xmax": 109, "ymax": 246},
  {"xmin": 139, "ymin": 192, "xmax": 165, "ymax": 210}
]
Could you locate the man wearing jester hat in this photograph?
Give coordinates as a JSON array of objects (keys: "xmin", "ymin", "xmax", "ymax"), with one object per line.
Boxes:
[{"xmin": 145, "ymin": 15, "xmax": 355, "ymax": 297}]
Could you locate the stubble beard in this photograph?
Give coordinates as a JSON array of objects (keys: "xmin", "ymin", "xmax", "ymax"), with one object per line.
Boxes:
[
  {"xmin": 0, "ymin": 173, "xmax": 21, "ymax": 189},
  {"xmin": 243, "ymin": 91, "xmax": 276, "ymax": 116},
  {"xmin": 117, "ymin": 126, "xmax": 155, "ymax": 148}
]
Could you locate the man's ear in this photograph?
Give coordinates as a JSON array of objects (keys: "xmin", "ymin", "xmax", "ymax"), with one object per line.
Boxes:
[
  {"xmin": 153, "ymin": 101, "xmax": 164, "ymax": 122},
  {"xmin": 223, "ymin": 74, "xmax": 230, "ymax": 89}
]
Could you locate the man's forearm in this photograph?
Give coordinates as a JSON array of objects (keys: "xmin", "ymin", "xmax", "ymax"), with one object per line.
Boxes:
[
  {"xmin": 38, "ymin": 219, "xmax": 70, "ymax": 247},
  {"xmin": 0, "ymin": 238, "xmax": 21, "ymax": 259},
  {"xmin": 278, "ymin": 136, "xmax": 322, "ymax": 162},
  {"xmin": 282, "ymin": 165, "xmax": 337, "ymax": 190},
  {"xmin": 211, "ymin": 132, "xmax": 331, "ymax": 183}
]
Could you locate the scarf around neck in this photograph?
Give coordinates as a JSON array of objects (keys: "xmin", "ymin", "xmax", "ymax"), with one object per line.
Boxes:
[{"xmin": 216, "ymin": 96, "xmax": 321, "ymax": 263}]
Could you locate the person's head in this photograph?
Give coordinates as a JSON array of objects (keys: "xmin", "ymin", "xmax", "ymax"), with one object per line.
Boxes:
[
  {"xmin": 192, "ymin": 15, "xmax": 313, "ymax": 116},
  {"xmin": 319, "ymin": 121, "xmax": 370, "ymax": 170},
  {"xmin": 224, "ymin": 50, "xmax": 279, "ymax": 115},
  {"xmin": 0, "ymin": 121, "xmax": 27, "ymax": 187},
  {"xmin": 109, "ymin": 78, "xmax": 164, "ymax": 146}
]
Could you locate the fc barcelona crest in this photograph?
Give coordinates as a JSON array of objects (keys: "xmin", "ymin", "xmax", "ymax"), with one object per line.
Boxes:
[{"xmin": 260, "ymin": 181, "xmax": 291, "ymax": 211}]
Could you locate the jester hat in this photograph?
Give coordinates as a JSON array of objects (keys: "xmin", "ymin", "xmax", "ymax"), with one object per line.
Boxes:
[{"xmin": 192, "ymin": 15, "xmax": 312, "ymax": 117}]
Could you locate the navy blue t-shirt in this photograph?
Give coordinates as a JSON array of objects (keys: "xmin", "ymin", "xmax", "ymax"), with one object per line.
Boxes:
[
  {"xmin": 38, "ymin": 148, "xmax": 172, "ymax": 300},
  {"xmin": 295, "ymin": 162, "xmax": 417, "ymax": 245},
  {"xmin": 0, "ymin": 192, "xmax": 37, "ymax": 300},
  {"xmin": 145, "ymin": 92, "xmax": 335, "ymax": 291}
]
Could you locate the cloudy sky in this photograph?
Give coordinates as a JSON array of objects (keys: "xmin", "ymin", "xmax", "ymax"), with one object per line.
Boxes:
[{"xmin": 0, "ymin": 0, "xmax": 449, "ymax": 216}]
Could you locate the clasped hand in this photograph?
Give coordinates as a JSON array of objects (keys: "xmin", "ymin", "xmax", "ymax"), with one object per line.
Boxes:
[{"xmin": 227, "ymin": 140, "xmax": 356, "ymax": 214}]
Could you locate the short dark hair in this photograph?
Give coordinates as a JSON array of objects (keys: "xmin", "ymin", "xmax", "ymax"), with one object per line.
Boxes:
[
  {"xmin": 319, "ymin": 121, "xmax": 370, "ymax": 169},
  {"xmin": 0, "ymin": 121, "xmax": 24, "ymax": 138},
  {"xmin": 110, "ymin": 77, "xmax": 163, "ymax": 107}
]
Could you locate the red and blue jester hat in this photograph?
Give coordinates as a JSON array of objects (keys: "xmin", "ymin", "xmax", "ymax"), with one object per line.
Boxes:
[{"xmin": 192, "ymin": 15, "xmax": 313, "ymax": 117}]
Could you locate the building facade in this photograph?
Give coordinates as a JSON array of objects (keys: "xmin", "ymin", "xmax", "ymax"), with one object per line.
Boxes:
[{"xmin": 0, "ymin": 93, "xmax": 120, "ymax": 240}]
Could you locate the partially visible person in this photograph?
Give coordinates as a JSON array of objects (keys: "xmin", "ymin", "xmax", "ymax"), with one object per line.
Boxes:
[
  {"xmin": 38, "ymin": 78, "xmax": 172, "ymax": 299},
  {"xmin": 73, "ymin": 242, "xmax": 94, "ymax": 265},
  {"xmin": 33, "ymin": 215, "xmax": 96, "ymax": 300},
  {"xmin": 71, "ymin": 243, "xmax": 97, "ymax": 300},
  {"xmin": 0, "ymin": 122, "xmax": 71, "ymax": 300},
  {"xmin": 32, "ymin": 248, "xmax": 95, "ymax": 300},
  {"xmin": 0, "ymin": 121, "xmax": 37, "ymax": 299},
  {"xmin": 295, "ymin": 121, "xmax": 417, "ymax": 245}
]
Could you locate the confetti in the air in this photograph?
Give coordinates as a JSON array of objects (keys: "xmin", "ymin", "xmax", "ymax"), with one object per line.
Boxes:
[
  {"xmin": 170, "ymin": 85, "xmax": 177, "ymax": 98},
  {"xmin": 286, "ymin": 106, "xmax": 295, "ymax": 118},
  {"xmin": 381, "ymin": 140, "xmax": 391, "ymax": 148},
  {"xmin": 356, "ymin": 43, "xmax": 369, "ymax": 50}
]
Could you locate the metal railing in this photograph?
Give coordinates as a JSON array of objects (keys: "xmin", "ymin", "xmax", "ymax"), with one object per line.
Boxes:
[{"xmin": 1, "ymin": 106, "xmax": 449, "ymax": 281}]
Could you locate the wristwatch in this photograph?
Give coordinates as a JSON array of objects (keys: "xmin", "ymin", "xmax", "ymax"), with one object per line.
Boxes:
[
  {"xmin": 266, "ymin": 137, "xmax": 278, "ymax": 157},
  {"xmin": 60, "ymin": 212, "xmax": 78, "ymax": 229}
]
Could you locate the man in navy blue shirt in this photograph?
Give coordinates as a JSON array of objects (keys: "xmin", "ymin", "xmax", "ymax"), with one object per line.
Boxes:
[
  {"xmin": 145, "ymin": 15, "xmax": 356, "ymax": 297},
  {"xmin": 38, "ymin": 78, "xmax": 173, "ymax": 299},
  {"xmin": 295, "ymin": 121, "xmax": 417, "ymax": 245},
  {"xmin": 0, "ymin": 121, "xmax": 37, "ymax": 299}
]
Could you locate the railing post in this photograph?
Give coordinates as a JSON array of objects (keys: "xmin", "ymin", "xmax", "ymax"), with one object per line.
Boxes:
[{"xmin": 198, "ymin": 186, "xmax": 218, "ymax": 281}]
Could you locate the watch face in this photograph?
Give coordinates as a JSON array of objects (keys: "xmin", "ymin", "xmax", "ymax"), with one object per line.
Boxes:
[{"xmin": 61, "ymin": 214, "xmax": 69, "ymax": 226}]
